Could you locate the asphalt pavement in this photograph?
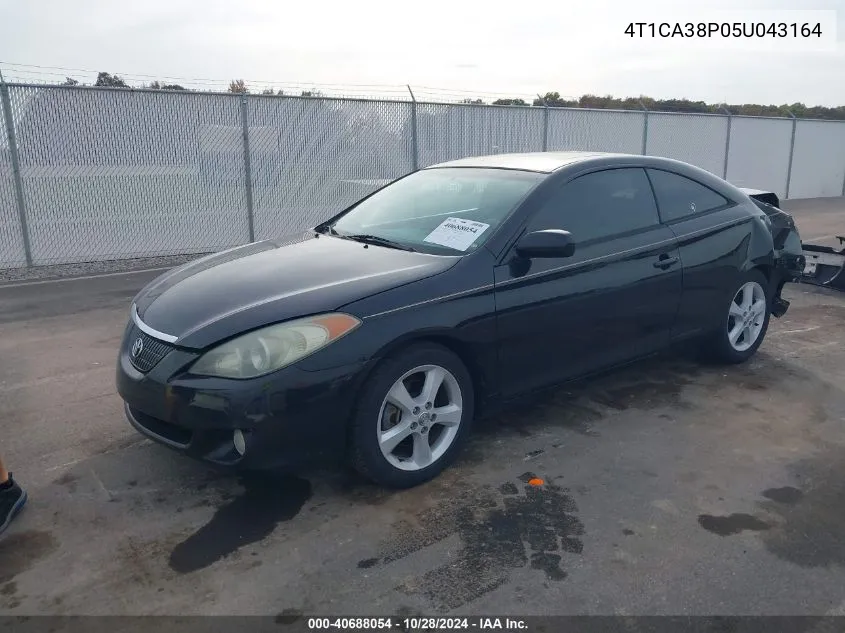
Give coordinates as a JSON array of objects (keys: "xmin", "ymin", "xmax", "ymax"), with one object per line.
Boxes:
[{"xmin": 1, "ymin": 199, "xmax": 845, "ymax": 617}]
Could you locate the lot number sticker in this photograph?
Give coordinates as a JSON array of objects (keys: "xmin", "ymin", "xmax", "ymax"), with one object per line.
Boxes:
[{"xmin": 423, "ymin": 217, "xmax": 490, "ymax": 251}]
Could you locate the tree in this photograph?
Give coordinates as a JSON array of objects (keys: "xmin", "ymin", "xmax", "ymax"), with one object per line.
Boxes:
[
  {"xmin": 522, "ymin": 91, "xmax": 842, "ymax": 117},
  {"xmin": 619, "ymin": 96, "xmax": 647, "ymax": 110},
  {"xmin": 95, "ymin": 72, "xmax": 129, "ymax": 88},
  {"xmin": 49, "ymin": 70, "xmax": 845, "ymax": 120},
  {"xmin": 228, "ymin": 79, "xmax": 248, "ymax": 93},
  {"xmin": 145, "ymin": 81, "xmax": 186, "ymax": 91},
  {"xmin": 652, "ymin": 97, "xmax": 711, "ymax": 113},
  {"xmin": 492, "ymin": 98, "xmax": 527, "ymax": 106},
  {"xmin": 532, "ymin": 92, "xmax": 577, "ymax": 107}
]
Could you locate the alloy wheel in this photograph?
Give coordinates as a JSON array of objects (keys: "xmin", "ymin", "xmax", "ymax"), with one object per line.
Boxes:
[
  {"xmin": 727, "ymin": 281, "xmax": 767, "ymax": 352},
  {"xmin": 377, "ymin": 364, "xmax": 463, "ymax": 471}
]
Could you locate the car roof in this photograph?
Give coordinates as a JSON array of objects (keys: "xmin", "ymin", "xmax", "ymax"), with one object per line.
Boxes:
[{"xmin": 425, "ymin": 151, "xmax": 633, "ymax": 174}]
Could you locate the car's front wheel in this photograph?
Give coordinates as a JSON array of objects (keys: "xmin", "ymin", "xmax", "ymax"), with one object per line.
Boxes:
[
  {"xmin": 349, "ymin": 343, "xmax": 474, "ymax": 488},
  {"xmin": 703, "ymin": 269, "xmax": 772, "ymax": 364}
]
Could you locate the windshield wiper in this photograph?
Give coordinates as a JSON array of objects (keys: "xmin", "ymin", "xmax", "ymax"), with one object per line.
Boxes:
[{"xmin": 342, "ymin": 234, "xmax": 416, "ymax": 252}]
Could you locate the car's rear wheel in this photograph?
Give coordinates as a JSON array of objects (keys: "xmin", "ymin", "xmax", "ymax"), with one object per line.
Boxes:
[
  {"xmin": 702, "ymin": 270, "xmax": 771, "ymax": 364},
  {"xmin": 349, "ymin": 343, "xmax": 474, "ymax": 488}
]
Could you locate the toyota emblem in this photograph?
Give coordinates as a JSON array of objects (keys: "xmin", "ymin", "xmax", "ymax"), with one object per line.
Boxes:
[{"xmin": 131, "ymin": 337, "xmax": 144, "ymax": 358}]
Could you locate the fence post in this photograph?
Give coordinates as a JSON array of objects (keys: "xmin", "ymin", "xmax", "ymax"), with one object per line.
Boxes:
[
  {"xmin": 721, "ymin": 106, "xmax": 732, "ymax": 180},
  {"xmin": 407, "ymin": 85, "xmax": 419, "ymax": 170},
  {"xmin": 639, "ymin": 100, "xmax": 649, "ymax": 155},
  {"xmin": 239, "ymin": 92, "xmax": 255, "ymax": 242},
  {"xmin": 842, "ymin": 165, "xmax": 845, "ymax": 197},
  {"xmin": 0, "ymin": 73, "xmax": 33, "ymax": 267},
  {"xmin": 537, "ymin": 95, "xmax": 549, "ymax": 151},
  {"xmin": 785, "ymin": 111, "xmax": 797, "ymax": 200}
]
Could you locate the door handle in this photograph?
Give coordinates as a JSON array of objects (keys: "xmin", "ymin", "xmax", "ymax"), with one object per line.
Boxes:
[{"xmin": 653, "ymin": 255, "xmax": 680, "ymax": 269}]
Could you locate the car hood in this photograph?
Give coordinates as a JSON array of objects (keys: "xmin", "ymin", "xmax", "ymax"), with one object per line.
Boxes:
[{"xmin": 134, "ymin": 233, "xmax": 457, "ymax": 349}]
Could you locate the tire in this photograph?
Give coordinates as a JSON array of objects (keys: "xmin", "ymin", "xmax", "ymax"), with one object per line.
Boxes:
[
  {"xmin": 701, "ymin": 269, "xmax": 772, "ymax": 365},
  {"xmin": 349, "ymin": 343, "xmax": 475, "ymax": 488}
]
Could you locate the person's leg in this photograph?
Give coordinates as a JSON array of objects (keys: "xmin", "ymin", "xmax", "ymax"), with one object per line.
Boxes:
[{"xmin": 0, "ymin": 454, "xmax": 27, "ymax": 536}]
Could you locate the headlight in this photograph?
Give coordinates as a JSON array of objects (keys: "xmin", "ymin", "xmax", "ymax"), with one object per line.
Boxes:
[{"xmin": 190, "ymin": 313, "xmax": 361, "ymax": 379}]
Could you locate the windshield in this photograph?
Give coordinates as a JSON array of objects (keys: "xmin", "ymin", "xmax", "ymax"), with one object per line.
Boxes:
[{"xmin": 327, "ymin": 167, "xmax": 543, "ymax": 255}]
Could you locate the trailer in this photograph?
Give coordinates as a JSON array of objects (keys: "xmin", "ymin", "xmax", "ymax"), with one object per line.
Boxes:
[
  {"xmin": 802, "ymin": 237, "xmax": 845, "ymax": 290},
  {"xmin": 740, "ymin": 188, "xmax": 845, "ymax": 292}
]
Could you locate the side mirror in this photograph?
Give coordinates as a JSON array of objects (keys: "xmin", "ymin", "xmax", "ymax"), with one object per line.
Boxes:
[{"xmin": 515, "ymin": 229, "xmax": 576, "ymax": 259}]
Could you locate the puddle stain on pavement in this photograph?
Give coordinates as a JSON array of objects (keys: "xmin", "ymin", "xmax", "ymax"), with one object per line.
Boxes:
[
  {"xmin": 0, "ymin": 530, "xmax": 59, "ymax": 584},
  {"xmin": 359, "ymin": 473, "xmax": 584, "ymax": 612},
  {"xmin": 587, "ymin": 375, "xmax": 693, "ymax": 411},
  {"xmin": 762, "ymin": 486, "xmax": 804, "ymax": 505},
  {"xmin": 694, "ymin": 449, "xmax": 845, "ymax": 569},
  {"xmin": 168, "ymin": 472, "xmax": 312, "ymax": 574},
  {"xmin": 757, "ymin": 450, "xmax": 845, "ymax": 568},
  {"xmin": 356, "ymin": 557, "xmax": 379, "ymax": 569},
  {"xmin": 697, "ymin": 513, "xmax": 771, "ymax": 536}
]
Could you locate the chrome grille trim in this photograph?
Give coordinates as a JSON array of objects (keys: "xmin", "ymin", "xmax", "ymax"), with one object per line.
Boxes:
[{"xmin": 131, "ymin": 304, "xmax": 178, "ymax": 343}]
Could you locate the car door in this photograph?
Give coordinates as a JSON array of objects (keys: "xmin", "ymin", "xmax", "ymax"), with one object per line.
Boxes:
[
  {"xmin": 494, "ymin": 167, "xmax": 683, "ymax": 397},
  {"xmin": 645, "ymin": 168, "xmax": 747, "ymax": 340}
]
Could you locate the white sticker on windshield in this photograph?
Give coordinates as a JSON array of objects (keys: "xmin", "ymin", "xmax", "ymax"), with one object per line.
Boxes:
[{"xmin": 423, "ymin": 217, "xmax": 490, "ymax": 251}]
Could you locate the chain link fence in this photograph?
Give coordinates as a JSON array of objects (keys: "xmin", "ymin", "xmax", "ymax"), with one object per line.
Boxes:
[
  {"xmin": 416, "ymin": 103, "xmax": 546, "ymax": 167},
  {"xmin": 788, "ymin": 119, "xmax": 845, "ymax": 199},
  {"xmin": 1, "ymin": 82, "xmax": 845, "ymax": 269},
  {"xmin": 0, "ymin": 84, "xmax": 27, "ymax": 269},
  {"xmin": 548, "ymin": 108, "xmax": 645, "ymax": 155},
  {"xmin": 724, "ymin": 116, "xmax": 794, "ymax": 199},
  {"xmin": 247, "ymin": 95, "xmax": 414, "ymax": 240}
]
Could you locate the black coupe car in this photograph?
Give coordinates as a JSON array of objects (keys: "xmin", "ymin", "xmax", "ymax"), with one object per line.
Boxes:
[{"xmin": 116, "ymin": 151, "xmax": 805, "ymax": 488}]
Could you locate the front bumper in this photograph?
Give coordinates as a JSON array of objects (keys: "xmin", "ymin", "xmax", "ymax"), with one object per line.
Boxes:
[{"xmin": 116, "ymin": 340, "xmax": 371, "ymax": 470}]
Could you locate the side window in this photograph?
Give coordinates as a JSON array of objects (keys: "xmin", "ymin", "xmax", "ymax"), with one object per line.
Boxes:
[
  {"xmin": 527, "ymin": 168, "xmax": 659, "ymax": 242},
  {"xmin": 647, "ymin": 169, "xmax": 730, "ymax": 221}
]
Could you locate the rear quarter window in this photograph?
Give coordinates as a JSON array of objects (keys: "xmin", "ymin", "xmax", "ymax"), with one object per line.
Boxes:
[{"xmin": 647, "ymin": 169, "xmax": 731, "ymax": 222}]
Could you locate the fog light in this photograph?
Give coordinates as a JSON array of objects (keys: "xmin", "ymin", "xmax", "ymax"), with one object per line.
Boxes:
[{"xmin": 233, "ymin": 429, "xmax": 246, "ymax": 456}]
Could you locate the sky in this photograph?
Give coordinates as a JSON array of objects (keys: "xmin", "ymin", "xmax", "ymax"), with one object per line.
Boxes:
[{"xmin": 1, "ymin": 0, "xmax": 844, "ymax": 106}]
